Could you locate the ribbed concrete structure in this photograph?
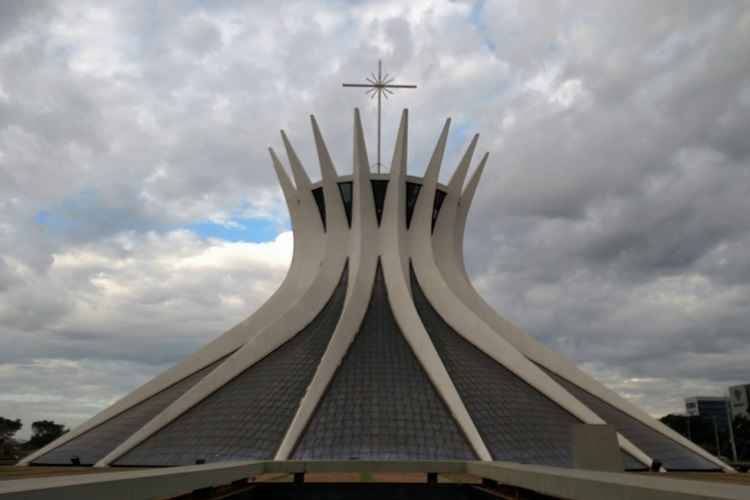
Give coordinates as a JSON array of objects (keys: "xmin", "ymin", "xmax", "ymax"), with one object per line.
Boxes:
[{"xmin": 23, "ymin": 110, "xmax": 730, "ymax": 472}]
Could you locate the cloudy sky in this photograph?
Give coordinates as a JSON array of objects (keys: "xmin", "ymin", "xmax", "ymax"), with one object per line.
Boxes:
[{"xmin": 1, "ymin": 0, "xmax": 749, "ymax": 439}]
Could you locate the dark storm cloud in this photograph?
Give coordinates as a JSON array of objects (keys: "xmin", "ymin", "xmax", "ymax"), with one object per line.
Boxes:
[
  {"xmin": 464, "ymin": 0, "xmax": 750, "ymax": 414},
  {"xmin": 1, "ymin": 0, "xmax": 749, "ymax": 431}
]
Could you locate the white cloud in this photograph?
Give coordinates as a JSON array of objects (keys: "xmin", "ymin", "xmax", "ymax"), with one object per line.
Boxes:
[{"xmin": 1, "ymin": 0, "xmax": 749, "ymax": 433}]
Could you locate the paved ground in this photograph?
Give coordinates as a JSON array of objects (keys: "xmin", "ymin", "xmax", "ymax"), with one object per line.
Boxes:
[{"xmin": 251, "ymin": 472, "xmax": 483, "ymax": 483}]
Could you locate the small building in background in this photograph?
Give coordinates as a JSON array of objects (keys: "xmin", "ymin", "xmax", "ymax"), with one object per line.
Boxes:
[
  {"xmin": 685, "ymin": 397, "xmax": 732, "ymax": 433},
  {"xmin": 728, "ymin": 384, "xmax": 750, "ymax": 420}
]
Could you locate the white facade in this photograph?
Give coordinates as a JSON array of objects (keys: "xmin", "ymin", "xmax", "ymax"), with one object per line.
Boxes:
[{"xmin": 21, "ymin": 110, "xmax": 731, "ymax": 472}]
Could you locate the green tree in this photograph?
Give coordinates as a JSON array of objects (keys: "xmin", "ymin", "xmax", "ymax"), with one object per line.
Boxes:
[
  {"xmin": 0, "ymin": 417, "xmax": 22, "ymax": 459},
  {"xmin": 0, "ymin": 417, "xmax": 22, "ymax": 441},
  {"xmin": 27, "ymin": 420, "xmax": 67, "ymax": 449},
  {"xmin": 660, "ymin": 412, "xmax": 750, "ymax": 462},
  {"xmin": 733, "ymin": 415, "xmax": 750, "ymax": 461},
  {"xmin": 660, "ymin": 413, "xmax": 722, "ymax": 456},
  {"xmin": 660, "ymin": 414, "xmax": 690, "ymax": 438}
]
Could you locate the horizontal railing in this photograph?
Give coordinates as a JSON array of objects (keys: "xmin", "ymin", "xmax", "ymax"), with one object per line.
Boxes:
[{"xmin": 1, "ymin": 460, "xmax": 748, "ymax": 500}]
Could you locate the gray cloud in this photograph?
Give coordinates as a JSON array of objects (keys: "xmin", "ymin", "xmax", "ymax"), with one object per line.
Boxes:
[
  {"xmin": 1, "ymin": 0, "xmax": 749, "ymax": 435},
  {"xmin": 462, "ymin": 0, "xmax": 750, "ymax": 417}
]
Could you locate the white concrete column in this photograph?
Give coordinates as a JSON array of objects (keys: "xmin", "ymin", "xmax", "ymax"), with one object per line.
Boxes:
[
  {"xmin": 96, "ymin": 142, "xmax": 348, "ymax": 467},
  {"xmin": 432, "ymin": 148, "xmax": 729, "ymax": 471},
  {"xmin": 276, "ymin": 110, "xmax": 379, "ymax": 459},
  {"xmin": 20, "ymin": 142, "xmax": 326, "ymax": 466},
  {"xmin": 380, "ymin": 110, "xmax": 491, "ymax": 461}
]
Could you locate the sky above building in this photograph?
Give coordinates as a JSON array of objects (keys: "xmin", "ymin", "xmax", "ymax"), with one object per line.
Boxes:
[{"xmin": 1, "ymin": 0, "xmax": 749, "ymax": 439}]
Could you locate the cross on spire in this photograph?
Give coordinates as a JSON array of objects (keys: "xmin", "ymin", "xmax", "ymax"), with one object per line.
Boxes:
[{"xmin": 343, "ymin": 60, "xmax": 417, "ymax": 173}]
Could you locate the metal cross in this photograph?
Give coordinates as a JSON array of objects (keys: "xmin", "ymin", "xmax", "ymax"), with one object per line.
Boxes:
[{"xmin": 343, "ymin": 60, "xmax": 417, "ymax": 173}]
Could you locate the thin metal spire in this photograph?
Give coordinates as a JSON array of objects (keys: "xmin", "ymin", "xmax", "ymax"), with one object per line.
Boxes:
[{"xmin": 342, "ymin": 60, "xmax": 416, "ymax": 174}]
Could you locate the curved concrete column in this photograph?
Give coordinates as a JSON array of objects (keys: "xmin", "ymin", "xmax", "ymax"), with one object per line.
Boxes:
[
  {"xmin": 20, "ymin": 146, "xmax": 326, "ymax": 467},
  {"xmin": 31, "ymin": 107, "xmax": 729, "ymax": 472},
  {"xmin": 433, "ymin": 148, "xmax": 730, "ymax": 471},
  {"xmin": 450, "ymin": 153, "xmax": 653, "ymax": 467},
  {"xmin": 96, "ymin": 142, "xmax": 347, "ymax": 467},
  {"xmin": 433, "ymin": 149, "xmax": 656, "ymax": 467},
  {"xmin": 409, "ymin": 133, "xmax": 609, "ymax": 432},
  {"xmin": 310, "ymin": 114, "xmax": 349, "ymax": 233},
  {"xmin": 380, "ymin": 111, "xmax": 491, "ymax": 461},
  {"xmin": 276, "ymin": 109, "xmax": 379, "ymax": 459}
]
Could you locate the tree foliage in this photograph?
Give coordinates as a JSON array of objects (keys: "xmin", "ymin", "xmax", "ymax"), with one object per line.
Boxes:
[
  {"xmin": 660, "ymin": 413, "xmax": 750, "ymax": 462},
  {"xmin": 733, "ymin": 415, "xmax": 750, "ymax": 461},
  {"xmin": 0, "ymin": 417, "xmax": 22, "ymax": 440},
  {"xmin": 0, "ymin": 417, "xmax": 23, "ymax": 460},
  {"xmin": 27, "ymin": 420, "xmax": 67, "ymax": 449}
]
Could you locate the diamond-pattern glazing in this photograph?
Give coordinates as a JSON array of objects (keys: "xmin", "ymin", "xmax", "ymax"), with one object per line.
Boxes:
[
  {"xmin": 33, "ymin": 358, "xmax": 227, "ymax": 465},
  {"xmin": 113, "ymin": 264, "xmax": 348, "ymax": 466},
  {"xmin": 543, "ymin": 367, "xmax": 720, "ymax": 470},
  {"xmin": 622, "ymin": 451, "xmax": 647, "ymax": 470},
  {"xmin": 292, "ymin": 262, "xmax": 476, "ymax": 460},
  {"xmin": 411, "ymin": 266, "xmax": 580, "ymax": 467}
]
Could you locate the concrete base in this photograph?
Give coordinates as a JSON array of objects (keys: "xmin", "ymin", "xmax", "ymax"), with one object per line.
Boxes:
[
  {"xmin": 572, "ymin": 424, "xmax": 624, "ymax": 472},
  {"xmin": 1, "ymin": 460, "xmax": 749, "ymax": 500},
  {"xmin": 233, "ymin": 483, "xmax": 522, "ymax": 500}
]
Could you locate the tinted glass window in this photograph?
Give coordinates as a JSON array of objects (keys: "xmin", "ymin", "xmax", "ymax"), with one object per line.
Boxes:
[
  {"xmin": 432, "ymin": 190, "xmax": 447, "ymax": 233},
  {"xmin": 312, "ymin": 187, "xmax": 326, "ymax": 231},
  {"xmin": 337, "ymin": 182, "xmax": 353, "ymax": 226},
  {"xmin": 406, "ymin": 182, "xmax": 421, "ymax": 228},
  {"xmin": 371, "ymin": 180, "xmax": 388, "ymax": 225}
]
